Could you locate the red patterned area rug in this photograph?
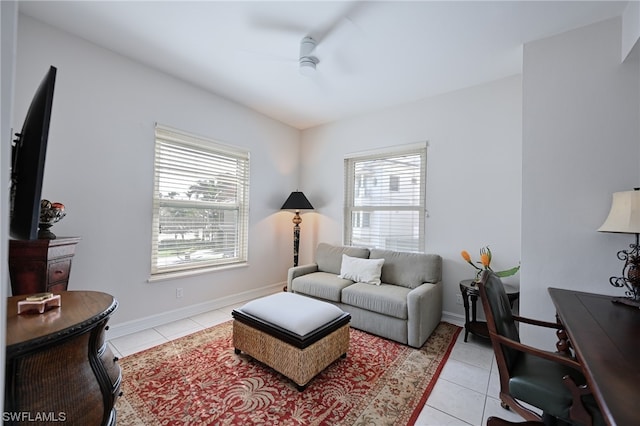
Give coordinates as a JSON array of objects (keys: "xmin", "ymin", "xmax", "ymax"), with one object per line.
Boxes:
[{"xmin": 116, "ymin": 321, "xmax": 460, "ymax": 425}]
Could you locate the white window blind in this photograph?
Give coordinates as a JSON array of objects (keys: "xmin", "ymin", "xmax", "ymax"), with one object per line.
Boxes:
[
  {"xmin": 344, "ymin": 143, "xmax": 427, "ymax": 252},
  {"xmin": 151, "ymin": 124, "xmax": 250, "ymax": 276}
]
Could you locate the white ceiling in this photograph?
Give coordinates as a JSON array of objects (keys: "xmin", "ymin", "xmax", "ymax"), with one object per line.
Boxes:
[{"xmin": 19, "ymin": 1, "xmax": 629, "ymax": 130}]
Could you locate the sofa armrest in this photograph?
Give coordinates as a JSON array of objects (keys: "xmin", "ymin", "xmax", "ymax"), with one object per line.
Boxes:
[
  {"xmin": 287, "ymin": 263, "xmax": 319, "ymax": 292},
  {"xmin": 406, "ymin": 281, "xmax": 443, "ymax": 348}
]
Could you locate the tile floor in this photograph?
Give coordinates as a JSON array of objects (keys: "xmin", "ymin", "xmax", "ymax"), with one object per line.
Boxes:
[{"xmin": 108, "ymin": 301, "xmax": 528, "ymax": 426}]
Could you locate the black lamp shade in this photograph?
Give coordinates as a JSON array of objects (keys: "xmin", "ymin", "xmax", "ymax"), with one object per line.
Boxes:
[{"xmin": 281, "ymin": 191, "xmax": 314, "ymax": 210}]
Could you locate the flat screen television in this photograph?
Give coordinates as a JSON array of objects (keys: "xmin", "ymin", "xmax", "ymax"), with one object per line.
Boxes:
[{"xmin": 10, "ymin": 66, "xmax": 57, "ymax": 240}]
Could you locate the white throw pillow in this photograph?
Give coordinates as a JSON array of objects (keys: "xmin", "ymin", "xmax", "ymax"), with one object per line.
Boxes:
[{"xmin": 338, "ymin": 254, "xmax": 385, "ymax": 285}]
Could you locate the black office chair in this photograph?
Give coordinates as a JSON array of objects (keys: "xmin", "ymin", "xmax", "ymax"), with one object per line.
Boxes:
[{"xmin": 477, "ymin": 271, "xmax": 603, "ymax": 426}]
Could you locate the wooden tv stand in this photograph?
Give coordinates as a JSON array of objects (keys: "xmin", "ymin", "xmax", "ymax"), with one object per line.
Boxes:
[
  {"xmin": 5, "ymin": 291, "xmax": 121, "ymax": 426},
  {"xmin": 8, "ymin": 236, "xmax": 81, "ymax": 296}
]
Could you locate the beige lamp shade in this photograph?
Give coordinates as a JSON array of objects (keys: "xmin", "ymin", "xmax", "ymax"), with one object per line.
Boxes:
[{"xmin": 598, "ymin": 190, "xmax": 640, "ymax": 234}]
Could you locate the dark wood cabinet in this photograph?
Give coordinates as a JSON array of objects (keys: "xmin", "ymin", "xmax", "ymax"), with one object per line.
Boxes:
[
  {"xmin": 8, "ymin": 237, "xmax": 81, "ymax": 295},
  {"xmin": 5, "ymin": 291, "xmax": 120, "ymax": 426}
]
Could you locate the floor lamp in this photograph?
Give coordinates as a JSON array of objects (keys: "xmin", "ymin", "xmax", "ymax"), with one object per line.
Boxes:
[{"xmin": 281, "ymin": 191, "xmax": 314, "ymax": 267}]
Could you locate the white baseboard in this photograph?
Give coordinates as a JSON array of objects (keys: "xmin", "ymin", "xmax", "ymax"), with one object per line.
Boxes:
[
  {"xmin": 108, "ymin": 288, "xmax": 467, "ymax": 340},
  {"xmin": 442, "ymin": 310, "xmax": 465, "ymax": 328},
  {"xmin": 107, "ymin": 282, "xmax": 285, "ymax": 339}
]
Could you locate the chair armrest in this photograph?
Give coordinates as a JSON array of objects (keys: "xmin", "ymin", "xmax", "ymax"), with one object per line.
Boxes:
[
  {"xmin": 286, "ymin": 263, "xmax": 319, "ymax": 292},
  {"xmin": 490, "ymin": 332, "xmax": 581, "ymax": 370},
  {"xmin": 513, "ymin": 315, "xmax": 563, "ymax": 330}
]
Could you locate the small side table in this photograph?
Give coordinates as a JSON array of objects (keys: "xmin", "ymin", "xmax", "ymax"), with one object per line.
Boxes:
[{"xmin": 459, "ymin": 279, "xmax": 520, "ymax": 342}]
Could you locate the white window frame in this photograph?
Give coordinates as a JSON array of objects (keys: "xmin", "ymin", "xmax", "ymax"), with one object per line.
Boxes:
[
  {"xmin": 150, "ymin": 124, "xmax": 250, "ymax": 277},
  {"xmin": 344, "ymin": 142, "xmax": 427, "ymax": 252}
]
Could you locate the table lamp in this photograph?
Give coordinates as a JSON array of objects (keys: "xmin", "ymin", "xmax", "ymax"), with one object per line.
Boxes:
[
  {"xmin": 281, "ymin": 191, "xmax": 314, "ymax": 267},
  {"xmin": 598, "ymin": 188, "xmax": 640, "ymax": 306}
]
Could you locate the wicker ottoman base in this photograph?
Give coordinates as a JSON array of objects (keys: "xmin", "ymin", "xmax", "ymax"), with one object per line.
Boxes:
[{"xmin": 233, "ymin": 320, "xmax": 350, "ymax": 390}]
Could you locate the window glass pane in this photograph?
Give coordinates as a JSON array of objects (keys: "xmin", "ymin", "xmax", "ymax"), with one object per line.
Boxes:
[
  {"xmin": 157, "ymin": 206, "xmax": 239, "ymax": 266},
  {"xmin": 349, "ymin": 210, "xmax": 421, "ymax": 252},
  {"xmin": 345, "ymin": 144, "xmax": 426, "ymax": 252},
  {"xmin": 352, "ymin": 153, "xmax": 423, "ymax": 207},
  {"xmin": 152, "ymin": 125, "xmax": 249, "ymax": 275}
]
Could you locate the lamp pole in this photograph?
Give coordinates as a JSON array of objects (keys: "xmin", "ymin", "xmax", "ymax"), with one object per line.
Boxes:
[{"xmin": 292, "ymin": 210, "xmax": 302, "ymax": 267}]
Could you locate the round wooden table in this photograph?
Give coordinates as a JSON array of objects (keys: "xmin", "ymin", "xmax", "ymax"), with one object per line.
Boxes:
[
  {"xmin": 5, "ymin": 291, "xmax": 120, "ymax": 426},
  {"xmin": 459, "ymin": 279, "xmax": 519, "ymax": 342}
]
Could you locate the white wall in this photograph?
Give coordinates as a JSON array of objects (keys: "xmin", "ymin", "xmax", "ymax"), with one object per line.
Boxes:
[
  {"xmin": 301, "ymin": 75, "xmax": 523, "ymax": 319},
  {"xmin": 522, "ymin": 17, "xmax": 640, "ymax": 347},
  {"xmin": 1, "ymin": 0, "xmax": 18, "ymax": 415},
  {"xmin": 12, "ymin": 16, "xmax": 301, "ymax": 326}
]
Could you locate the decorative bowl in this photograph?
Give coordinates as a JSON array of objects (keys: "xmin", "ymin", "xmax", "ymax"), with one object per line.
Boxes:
[{"xmin": 38, "ymin": 199, "xmax": 66, "ymax": 239}]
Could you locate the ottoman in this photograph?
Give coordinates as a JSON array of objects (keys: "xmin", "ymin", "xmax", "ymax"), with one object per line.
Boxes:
[{"xmin": 232, "ymin": 292, "xmax": 350, "ymax": 390}]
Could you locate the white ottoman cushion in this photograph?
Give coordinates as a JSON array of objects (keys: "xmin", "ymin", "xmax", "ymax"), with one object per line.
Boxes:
[{"xmin": 239, "ymin": 292, "xmax": 345, "ymax": 336}]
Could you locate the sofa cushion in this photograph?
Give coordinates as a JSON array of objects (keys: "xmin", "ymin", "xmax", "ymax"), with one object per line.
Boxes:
[
  {"xmin": 369, "ymin": 249, "xmax": 442, "ymax": 289},
  {"xmin": 316, "ymin": 243, "xmax": 370, "ymax": 275},
  {"xmin": 291, "ymin": 271, "xmax": 355, "ymax": 302},
  {"xmin": 338, "ymin": 254, "xmax": 385, "ymax": 285},
  {"xmin": 341, "ymin": 282, "xmax": 411, "ymax": 319}
]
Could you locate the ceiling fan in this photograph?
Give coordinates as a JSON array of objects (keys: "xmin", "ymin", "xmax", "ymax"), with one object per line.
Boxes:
[
  {"xmin": 248, "ymin": 2, "xmax": 368, "ymax": 78},
  {"xmin": 298, "ymin": 36, "xmax": 319, "ymax": 76}
]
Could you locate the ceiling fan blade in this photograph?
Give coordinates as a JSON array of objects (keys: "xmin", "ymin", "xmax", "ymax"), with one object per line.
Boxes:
[
  {"xmin": 235, "ymin": 48, "xmax": 295, "ymax": 64},
  {"xmin": 320, "ymin": 19, "xmax": 370, "ymax": 75},
  {"xmin": 305, "ymin": 68, "xmax": 328, "ymax": 90},
  {"xmin": 310, "ymin": 1, "xmax": 367, "ymax": 44},
  {"xmin": 249, "ymin": 16, "xmax": 307, "ymax": 36},
  {"xmin": 310, "ymin": 2, "xmax": 371, "ymax": 76}
]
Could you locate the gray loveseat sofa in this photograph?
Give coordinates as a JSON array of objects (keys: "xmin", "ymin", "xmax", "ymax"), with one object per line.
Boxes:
[{"xmin": 287, "ymin": 243, "xmax": 443, "ymax": 348}]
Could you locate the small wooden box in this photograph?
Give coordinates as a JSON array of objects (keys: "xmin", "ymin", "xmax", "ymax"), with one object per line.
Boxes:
[{"xmin": 17, "ymin": 294, "xmax": 61, "ymax": 314}]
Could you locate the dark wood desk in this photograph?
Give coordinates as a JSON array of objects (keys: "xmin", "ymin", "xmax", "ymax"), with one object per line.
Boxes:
[{"xmin": 548, "ymin": 288, "xmax": 640, "ymax": 426}]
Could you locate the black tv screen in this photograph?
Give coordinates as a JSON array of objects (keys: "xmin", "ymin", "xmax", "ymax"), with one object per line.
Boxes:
[{"xmin": 10, "ymin": 66, "xmax": 57, "ymax": 240}]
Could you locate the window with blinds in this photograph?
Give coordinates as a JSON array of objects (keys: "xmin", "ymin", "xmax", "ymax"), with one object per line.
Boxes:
[
  {"xmin": 344, "ymin": 143, "xmax": 427, "ymax": 252},
  {"xmin": 151, "ymin": 125, "xmax": 250, "ymax": 276}
]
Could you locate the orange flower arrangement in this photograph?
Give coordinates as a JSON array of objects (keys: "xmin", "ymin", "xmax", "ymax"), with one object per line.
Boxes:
[{"xmin": 461, "ymin": 246, "xmax": 519, "ymax": 280}]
